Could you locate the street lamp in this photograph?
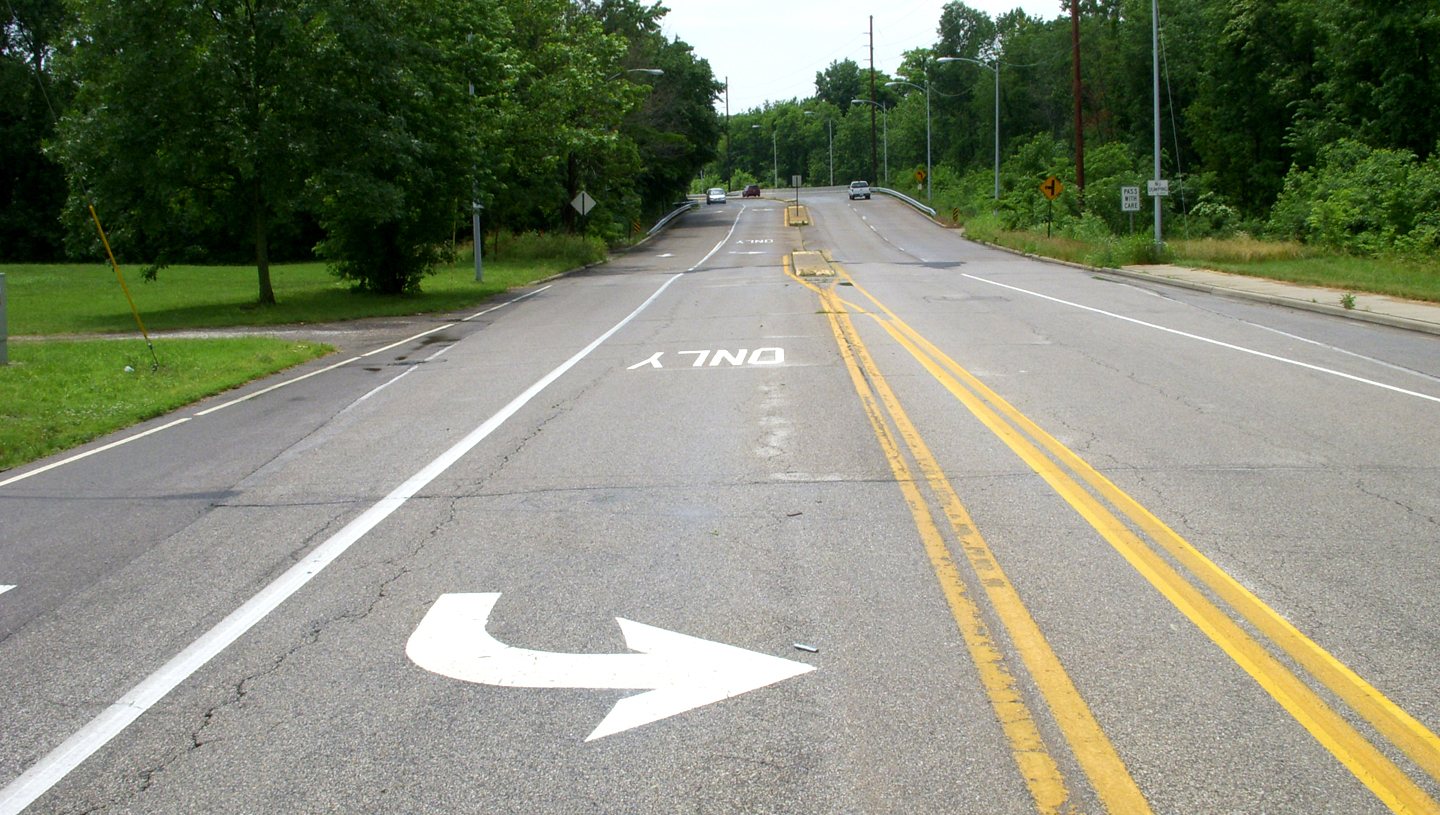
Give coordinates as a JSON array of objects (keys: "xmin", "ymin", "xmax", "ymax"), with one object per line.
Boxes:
[
  {"xmin": 752, "ymin": 124, "xmax": 777, "ymax": 188},
  {"xmin": 851, "ymin": 99, "xmax": 888, "ymax": 186},
  {"xmin": 802, "ymin": 111, "xmax": 833, "ymax": 187},
  {"xmin": 604, "ymin": 68, "xmax": 664, "ymax": 81},
  {"xmin": 884, "ymin": 79, "xmax": 930, "ymax": 199},
  {"xmin": 937, "ymin": 56, "xmax": 999, "ymax": 201}
]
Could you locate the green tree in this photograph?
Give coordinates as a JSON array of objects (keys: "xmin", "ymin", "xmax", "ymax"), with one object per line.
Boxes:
[
  {"xmin": 55, "ymin": 0, "xmax": 337, "ymax": 302},
  {"xmin": 815, "ymin": 59, "xmax": 864, "ymax": 114},
  {"xmin": 1, "ymin": 0, "xmax": 69, "ymax": 260}
]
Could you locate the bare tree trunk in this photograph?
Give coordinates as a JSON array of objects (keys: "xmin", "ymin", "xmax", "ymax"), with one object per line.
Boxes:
[{"xmin": 254, "ymin": 181, "xmax": 276, "ymax": 304}]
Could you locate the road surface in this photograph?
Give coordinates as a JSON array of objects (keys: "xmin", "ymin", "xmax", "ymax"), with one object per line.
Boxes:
[{"xmin": 2, "ymin": 189, "xmax": 1438, "ymax": 814}]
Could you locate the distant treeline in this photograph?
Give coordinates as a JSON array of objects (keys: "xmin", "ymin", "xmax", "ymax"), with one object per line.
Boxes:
[
  {"xmin": 713, "ymin": 0, "xmax": 1439, "ymax": 254},
  {"xmin": 1, "ymin": 0, "xmax": 721, "ymax": 297}
]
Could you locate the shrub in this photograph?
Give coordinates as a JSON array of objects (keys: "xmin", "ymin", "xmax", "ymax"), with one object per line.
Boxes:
[{"xmin": 1268, "ymin": 139, "xmax": 1440, "ymax": 256}]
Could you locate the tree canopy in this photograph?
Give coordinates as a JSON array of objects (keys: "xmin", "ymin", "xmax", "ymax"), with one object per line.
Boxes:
[{"xmin": 4, "ymin": 0, "xmax": 720, "ymax": 297}]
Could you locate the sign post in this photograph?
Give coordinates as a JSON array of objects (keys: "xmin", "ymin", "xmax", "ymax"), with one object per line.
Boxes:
[
  {"xmin": 1121, "ymin": 185, "xmax": 1141, "ymax": 236},
  {"xmin": 1039, "ymin": 175, "xmax": 1064, "ymax": 237},
  {"xmin": 472, "ymin": 202, "xmax": 483, "ymax": 283}
]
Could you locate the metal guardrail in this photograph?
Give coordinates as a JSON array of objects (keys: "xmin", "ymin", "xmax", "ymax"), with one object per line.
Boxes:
[
  {"xmin": 874, "ymin": 187, "xmax": 937, "ymax": 217},
  {"xmin": 648, "ymin": 201, "xmax": 699, "ymax": 236}
]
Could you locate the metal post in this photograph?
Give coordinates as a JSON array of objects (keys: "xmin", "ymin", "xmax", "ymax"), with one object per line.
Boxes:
[
  {"xmin": 1152, "ymin": 0, "xmax": 1162, "ymax": 246},
  {"xmin": 993, "ymin": 61, "xmax": 1000, "ymax": 200},
  {"xmin": 469, "ymin": 62, "xmax": 483, "ymax": 283},
  {"xmin": 472, "ymin": 204, "xmax": 483, "ymax": 282},
  {"xmin": 883, "ymin": 106, "xmax": 889, "ymax": 185},
  {"xmin": 772, "ymin": 130, "xmax": 778, "ymax": 189},
  {"xmin": 1, "ymin": 273, "xmax": 7, "ymax": 366},
  {"xmin": 828, "ymin": 120, "xmax": 833, "ymax": 187},
  {"xmin": 925, "ymin": 79, "xmax": 932, "ymax": 200}
]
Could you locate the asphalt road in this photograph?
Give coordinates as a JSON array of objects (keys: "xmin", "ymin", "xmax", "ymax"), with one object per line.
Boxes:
[{"xmin": 2, "ymin": 189, "xmax": 1438, "ymax": 814}]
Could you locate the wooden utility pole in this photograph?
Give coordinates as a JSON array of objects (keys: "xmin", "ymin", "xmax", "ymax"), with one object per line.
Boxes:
[
  {"xmin": 1071, "ymin": 0, "xmax": 1085, "ymax": 205},
  {"xmin": 869, "ymin": 16, "xmax": 877, "ymax": 185},
  {"xmin": 724, "ymin": 76, "xmax": 731, "ymax": 190}
]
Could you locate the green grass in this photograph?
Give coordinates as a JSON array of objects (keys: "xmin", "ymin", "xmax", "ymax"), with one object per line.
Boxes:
[
  {"xmin": 1169, "ymin": 240, "xmax": 1440, "ymax": 303},
  {"xmin": 961, "ymin": 219, "xmax": 1440, "ymax": 303},
  {"xmin": 3, "ymin": 252, "xmax": 580, "ymax": 336},
  {"xmin": 0, "ymin": 337, "xmax": 332, "ymax": 472}
]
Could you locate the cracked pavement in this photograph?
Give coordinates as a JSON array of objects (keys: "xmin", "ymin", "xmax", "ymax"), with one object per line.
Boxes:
[{"xmin": 3, "ymin": 192, "xmax": 1439, "ymax": 814}]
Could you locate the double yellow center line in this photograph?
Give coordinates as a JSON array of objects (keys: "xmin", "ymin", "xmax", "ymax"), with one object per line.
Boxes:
[{"xmin": 789, "ymin": 255, "xmax": 1440, "ymax": 814}]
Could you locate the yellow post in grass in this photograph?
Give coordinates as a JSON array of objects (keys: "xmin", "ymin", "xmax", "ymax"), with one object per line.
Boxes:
[{"xmin": 89, "ymin": 205, "xmax": 159, "ymax": 371}]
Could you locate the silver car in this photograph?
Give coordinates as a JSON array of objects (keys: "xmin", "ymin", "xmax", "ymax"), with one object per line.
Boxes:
[{"xmin": 706, "ymin": 188, "xmax": 727, "ymax": 205}]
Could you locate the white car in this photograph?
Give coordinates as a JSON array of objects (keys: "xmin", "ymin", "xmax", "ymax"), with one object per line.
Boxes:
[
  {"xmin": 848, "ymin": 181, "xmax": 871, "ymax": 200},
  {"xmin": 706, "ymin": 188, "xmax": 727, "ymax": 205}
]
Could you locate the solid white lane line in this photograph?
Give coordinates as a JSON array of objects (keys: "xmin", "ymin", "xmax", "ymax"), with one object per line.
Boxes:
[
  {"xmin": 355, "ymin": 323, "xmax": 456, "ymax": 359},
  {"xmin": 689, "ymin": 205, "xmax": 745, "ymax": 271},
  {"xmin": 0, "ymin": 221, "xmax": 737, "ymax": 815},
  {"xmin": 964, "ymin": 273, "xmax": 1440, "ymax": 405},
  {"xmin": 193, "ymin": 355, "xmax": 364, "ymax": 416},
  {"xmin": 0, "ymin": 293, "xmax": 549, "ymax": 488},
  {"xmin": 342, "ymin": 340, "xmax": 458, "ymax": 413},
  {"xmin": 0, "ymin": 419, "xmax": 192, "ymax": 489},
  {"xmin": 462, "ymin": 285, "xmax": 550, "ymax": 322}
]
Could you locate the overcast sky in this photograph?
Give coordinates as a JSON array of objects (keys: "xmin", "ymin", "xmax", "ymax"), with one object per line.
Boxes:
[{"xmin": 658, "ymin": 0, "xmax": 1065, "ymax": 114}]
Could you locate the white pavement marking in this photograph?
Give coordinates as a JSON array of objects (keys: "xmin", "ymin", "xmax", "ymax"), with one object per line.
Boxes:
[
  {"xmin": 406, "ymin": 593, "xmax": 814, "ymax": 741},
  {"xmin": 345, "ymin": 341, "xmax": 459, "ymax": 412},
  {"xmin": 0, "ymin": 586, "xmax": 14, "ymax": 596},
  {"xmin": 461, "ymin": 285, "xmax": 550, "ymax": 322},
  {"xmin": 964, "ymin": 273, "xmax": 1440, "ymax": 405},
  {"xmin": 628, "ymin": 352, "xmax": 664, "ymax": 370},
  {"xmin": 0, "ymin": 419, "xmax": 192, "ymax": 489},
  {"xmin": 0, "ymin": 213, "xmax": 740, "ymax": 815},
  {"xmin": 0, "ymin": 293, "xmax": 545, "ymax": 489}
]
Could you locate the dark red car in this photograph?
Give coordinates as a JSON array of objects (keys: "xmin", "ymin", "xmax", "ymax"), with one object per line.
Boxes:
[{"xmin": 742, "ymin": 184, "xmax": 761, "ymax": 198}]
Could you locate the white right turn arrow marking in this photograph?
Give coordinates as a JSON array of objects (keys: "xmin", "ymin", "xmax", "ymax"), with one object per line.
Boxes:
[{"xmin": 406, "ymin": 593, "xmax": 815, "ymax": 741}]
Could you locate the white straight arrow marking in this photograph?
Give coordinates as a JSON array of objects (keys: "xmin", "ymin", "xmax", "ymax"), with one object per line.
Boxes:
[{"xmin": 406, "ymin": 593, "xmax": 815, "ymax": 741}]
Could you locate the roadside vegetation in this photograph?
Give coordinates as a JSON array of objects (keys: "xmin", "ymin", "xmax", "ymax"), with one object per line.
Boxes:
[
  {"xmin": 4, "ymin": 0, "xmax": 719, "ymax": 297},
  {"xmin": 706, "ymin": 0, "xmax": 1437, "ymax": 300},
  {"xmin": 5, "ymin": 232, "xmax": 603, "ymax": 336},
  {"xmin": 0, "ymin": 338, "xmax": 331, "ymax": 472},
  {"xmin": 1, "ymin": 228, "xmax": 603, "ymax": 472}
]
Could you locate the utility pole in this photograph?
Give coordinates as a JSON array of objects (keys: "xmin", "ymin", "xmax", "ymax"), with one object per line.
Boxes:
[
  {"xmin": 724, "ymin": 76, "xmax": 731, "ymax": 191},
  {"xmin": 869, "ymin": 16, "xmax": 877, "ymax": 185},
  {"xmin": 1071, "ymin": 0, "xmax": 1084, "ymax": 208},
  {"xmin": 1152, "ymin": 0, "xmax": 1162, "ymax": 245}
]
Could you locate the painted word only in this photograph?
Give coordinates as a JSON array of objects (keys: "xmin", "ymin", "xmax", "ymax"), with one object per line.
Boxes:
[{"xmin": 628, "ymin": 348, "xmax": 785, "ymax": 370}]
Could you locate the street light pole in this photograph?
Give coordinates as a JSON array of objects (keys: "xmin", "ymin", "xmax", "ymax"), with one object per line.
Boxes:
[
  {"xmin": 1152, "ymin": 0, "xmax": 1163, "ymax": 246},
  {"xmin": 883, "ymin": 79, "xmax": 931, "ymax": 199},
  {"xmin": 937, "ymin": 56, "xmax": 1000, "ymax": 201},
  {"xmin": 851, "ymin": 99, "xmax": 888, "ymax": 185},
  {"xmin": 802, "ymin": 112, "xmax": 833, "ymax": 187},
  {"xmin": 753, "ymin": 124, "xmax": 779, "ymax": 188}
]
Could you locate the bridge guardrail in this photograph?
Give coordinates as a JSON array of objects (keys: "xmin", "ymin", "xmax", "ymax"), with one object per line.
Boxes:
[{"xmin": 874, "ymin": 187, "xmax": 937, "ymax": 217}]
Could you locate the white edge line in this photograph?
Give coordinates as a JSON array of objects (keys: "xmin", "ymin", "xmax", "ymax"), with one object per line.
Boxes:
[
  {"xmin": 0, "ymin": 418, "xmax": 193, "ymax": 489},
  {"xmin": 462, "ymin": 285, "xmax": 551, "ymax": 322},
  {"xmin": 689, "ymin": 205, "xmax": 746, "ymax": 271},
  {"xmin": 0, "ymin": 269, "xmax": 696, "ymax": 815},
  {"xmin": 357, "ymin": 323, "xmax": 456, "ymax": 359},
  {"xmin": 193, "ymin": 356, "xmax": 360, "ymax": 417},
  {"xmin": 962, "ymin": 273, "xmax": 1440, "ymax": 405}
]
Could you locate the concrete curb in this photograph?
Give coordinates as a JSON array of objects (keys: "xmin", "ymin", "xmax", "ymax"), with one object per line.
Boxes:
[{"xmin": 970, "ymin": 238, "xmax": 1440, "ymax": 337}]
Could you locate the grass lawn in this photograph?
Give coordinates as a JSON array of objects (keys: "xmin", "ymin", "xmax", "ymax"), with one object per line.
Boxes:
[
  {"xmin": 0, "ymin": 337, "xmax": 332, "ymax": 472},
  {"xmin": 1168, "ymin": 242, "xmax": 1440, "ymax": 303},
  {"xmin": 3, "ymin": 253, "xmax": 578, "ymax": 336},
  {"xmin": 961, "ymin": 221, "xmax": 1440, "ymax": 303}
]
